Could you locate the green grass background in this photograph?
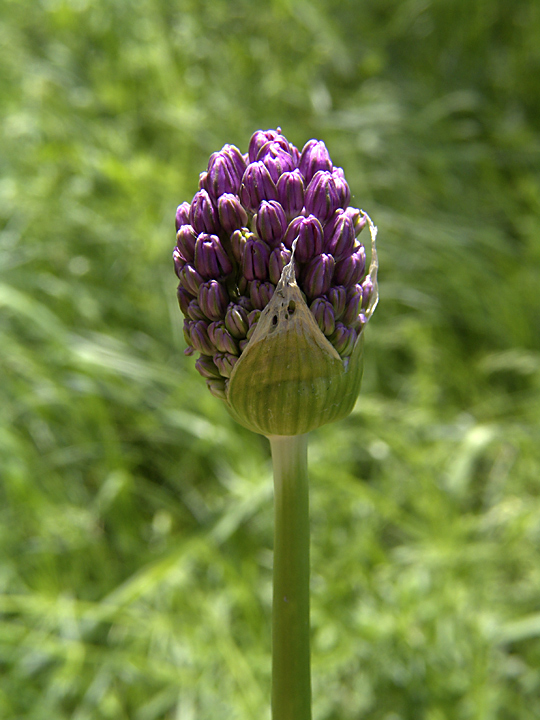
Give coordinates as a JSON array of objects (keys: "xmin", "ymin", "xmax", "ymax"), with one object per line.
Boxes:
[{"xmin": 1, "ymin": 0, "xmax": 540, "ymax": 718}]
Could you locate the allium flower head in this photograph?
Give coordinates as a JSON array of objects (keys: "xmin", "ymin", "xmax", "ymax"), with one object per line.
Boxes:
[{"xmin": 174, "ymin": 128, "xmax": 378, "ymax": 436}]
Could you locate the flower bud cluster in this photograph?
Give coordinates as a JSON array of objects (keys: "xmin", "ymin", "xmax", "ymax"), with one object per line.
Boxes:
[{"xmin": 174, "ymin": 128, "xmax": 374, "ymax": 399}]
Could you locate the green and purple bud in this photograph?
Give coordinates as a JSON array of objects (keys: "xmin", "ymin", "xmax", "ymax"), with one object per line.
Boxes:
[
  {"xmin": 302, "ymin": 253, "xmax": 335, "ymax": 298},
  {"xmin": 218, "ymin": 193, "xmax": 249, "ymax": 234},
  {"xmin": 208, "ymin": 321, "xmax": 240, "ymax": 355},
  {"xmin": 194, "ymin": 233, "xmax": 233, "ymax": 279},
  {"xmin": 326, "ymin": 285, "xmax": 347, "ymax": 321},
  {"xmin": 341, "ymin": 284, "xmax": 364, "ymax": 326},
  {"xmin": 213, "ymin": 352, "xmax": 238, "ymax": 378},
  {"xmin": 243, "ymin": 237, "xmax": 271, "ymax": 281},
  {"xmin": 323, "ymin": 210, "xmax": 355, "ymax": 261},
  {"xmin": 230, "ymin": 228, "xmax": 251, "ymax": 264},
  {"xmin": 176, "ymin": 224, "xmax": 197, "ymax": 263},
  {"xmin": 299, "ymin": 139, "xmax": 333, "ymax": 182},
  {"xmin": 173, "ymin": 128, "xmax": 379, "ymax": 432},
  {"xmin": 283, "ymin": 215, "xmax": 324, "ymax": 263},
  {"xmin": 249, "ymin": 279, "xmax": 275, "ymax": 310},
  {"xmin": 178, "ymin": 263, "xmax": 204, "ymax": 296},
  {"xmin": 258, "ymin": 141, "xmax": 297, "ymax": 183},
  {"xmin": 276, "ymin": 169, "xmax": 305, "ymax": 220},
  {"xmin": 310, "ymin": 297, "xmax": 336, "ymax": 336},
  {"xmin": 190, "ymin": 189, "xmax": 220, "ymax": 235},
  {"xmin": 224, "ymin": 303, "xmax": 249, "ymax": 339},
  {"xmin": 334, "ymin": 247, "xmax": 366, "ymax": 287},
  {"xmin": 189, "ymin": 321, "xmax": 216, "ymax": 356},
  {"xmin": 240, "ymin": 161, "xmax": 278, "ymax": 212},
  {"xmin": 344, "ymin": 206, "xmax": 367, "ymax": 236},
  {"xmin": 195, "ymin": 354, "xmax": 222, "ymax": 379},
  {"xmin": 173, "ymin": 247, "xmax": 186, "ymax": 279},
  {"xmin": 269, "ymin": 245, "xmax": 293, "ymax": 285},
  {"xmin": 187, "ymin": 298, "xmax": 208, "ymax": 322},
  {"xmin": 255, "ymin": 200, "xmax": 288, "ymax": 248},
  {"xmin": 304, "ymin": 170, "xmax": 341, "ymax": 223},
  {"xmin": 198, "ymin": 279, "xmax": 229, "ymax": 321},
  {"xmin": 249, "ymin": 129, "xmax": 286, "ymax": 163},
  {"xmin": 175, "ymin": 202, "xmax": 191, "ymax": 231},
  {"xmin": 206, "ymin": 153, "xmax": 240, "ymax": 200},
  {"xmin": 361, "ymin": 274, "xmax": 374, "ymax": 309},
  {"xmin": 332, "ymin": 168, "xmax": 351, "ymax": 208}
]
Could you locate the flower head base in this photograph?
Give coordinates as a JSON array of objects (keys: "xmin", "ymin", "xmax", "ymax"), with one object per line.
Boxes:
[{"xmin": 174, "ymin": 128, "xmax": 378, "ymax": 435}]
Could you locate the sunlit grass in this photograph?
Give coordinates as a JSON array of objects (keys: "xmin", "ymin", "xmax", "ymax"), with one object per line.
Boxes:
[{"xmin": 1, "ymin": 0, "xmax": 540, "ymax": 718}]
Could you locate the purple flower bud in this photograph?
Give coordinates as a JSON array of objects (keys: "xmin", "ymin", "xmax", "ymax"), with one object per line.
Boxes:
[
  {"xmin": 178, "ymin": 263, "xmax": 204, "ymax": 296},
  {"xmin": 212, "ymin": 144, "xmax": 247, "ymax": 184},
  {"xmin": 230, "ymin": 228, "xmax": 251, "ymax": 263},
  {"xmin": 218, "ymin": 193, "xmax": 248, "ymax": 234},
  {"xmin": 189, "ymin": 321, "xmax": 216, "ymax": 355},
  {"xmin": 248, "ymin": 128, "xmax": 287, "ymax": 163},
  {"xmin": 206, "ymin": 153, "xmax": 240, "ymax": 200},
  {"xmin": 276, "ymin": 169, "xmax": 305, "ymax": 220},
  {"xmin": 289, "ymin": 143, "xmax": 301, "ymax": 167},
  {"xmin": 177, "ymin": 287, "xmax": 192, "ymax": 316},
  {"xmin": 249, "ymin": 280, "xmax": 275, "ymax": 310},
  {"xmin": 183, "ymin": 318, "xmax": 193, "ymax": 347},
  {"xmin": 255, "ymin": 200, "xmax": 287, "ymax": 248},
  {"xmin": 246, "ymin": 309, "xmax": 262, "ymax": 339},
  {"xmin": 332, "ymin": 167, "xmax": 351, "ymax": 208},
  {"xmin": 334, "ymin": 247, "xmax": 366, "ymax": 287},
  {"xmin": 344, "ymin": 207, "xmax": 367, "ymax": 236},
  {"xmin": 190, "ymin": 189, "xmax": 220, "ymax": 234},
  {"xmin": 175, "ymin": 202, "xmax": 190, "ymax": 231},
  {"xmin": 186, "ymin": 298, "xmax": 208, "ymax": 322},
  {"xmin": 329, "ymin": 323, "xmax": 358, "ymax": 357},
  {"xmin": 257, "ymin": 141, "xmax": 296, "ymax": 183},
  {"xmin": 208, "ymin": 321, "xmax": 239, "ymax": 355},
  {"xmin": 187, "ymin": 299, "xmax": 208, "ymax": 322},
  {"xmin": 239, "ymin": 161, "xmax": 278, "ymax": 212},
  {"xmin": 299, "ymin": 139, "xmax": 333, "ymax": 183},
  {"xmin": 195, "ymin": 354, "xmax": 222, "ymax": 379},
  {"xmin": 207, "ymin": 145, "xmax": 246, "ymax": 200},
  {"xmin": 213, "ymin": 352, "xmax": 238, "ymax": 378},
  {"xmin": 323, "ymin": 210, "xmax": 355, "ymax": 261},
  {"xmin": 194, "ymin": 233, "xmax": 233, "ymax": 279},
  {"xmin": 304, "ymin": 171, "xmax": 341, "ymax": 224},
  {"xmin": 173, "ymin": 247, "xmax": 187, "ymax": 279},
  {"xmin": 357, "ymin": 311, "xmax": 367, "ymax": 330},
  {"xmin": 176, "ymin": 224, "xmax": 197, "ymax": 262},
  {"xmin": 268, "ymin": 245, "xmax": 292, "ymax": 285},
  {"xmin": 283, "ymin": 214, "xmax": 324, "ymax": 263},
  {"xmin": 361, "ymin": 274, "xmax": 374, "ymax": 309},
  {"xmin": 243, "ymin": 237, "xmax": 270, "ymax": 281},
  {"xmin": 206, "ymin": 377, "xmax": 228, "ymax": 399},
  {"xmin": 198, "ymin": 171, "xmax": 210, "ymax": 193},
  {"xmin": 247, "ymin": 308, "xmax": 262, "ymax": 333},
  {"xmin": 310, "ymin": 297, "xmax": 335, "ymax": 336},
  {"xmin": 302, "ymin": 253, "xmax": 335, "ymax": 299},
  {"xmin": 326, "ymin": 285, "xmax": 347, "ymax": 321},
  {"xmin": 198, "ymin": 280, "xmax": 229, "ymax": 321},
  {"xmin": 341, "ymin": 284, "xmax": 363, "ymax": 325},
  {"xmin": 224, "ymin": 303, "xmax": 249, "ymax": 339}
]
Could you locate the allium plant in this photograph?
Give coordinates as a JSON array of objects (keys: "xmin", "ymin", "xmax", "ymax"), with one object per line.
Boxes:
[{"xmin": 174, "ymin": 128, "xmax": 378, "ymax": 720}]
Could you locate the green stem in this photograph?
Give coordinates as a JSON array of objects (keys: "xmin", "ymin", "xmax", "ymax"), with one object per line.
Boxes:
[{"xmin": 268, "ymin": 433, "xmax": 311, "ymax": 720}]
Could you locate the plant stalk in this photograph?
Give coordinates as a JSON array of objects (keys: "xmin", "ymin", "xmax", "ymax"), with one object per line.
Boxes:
[{"xmin": 268, "ymin": 433, "xmax": 311, "ymax": 720}]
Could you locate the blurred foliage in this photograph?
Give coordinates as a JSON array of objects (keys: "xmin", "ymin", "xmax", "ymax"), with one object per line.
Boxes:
[{"xmin": 1, "ymin": 0, "xmax": 540, "ymax": 718}]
